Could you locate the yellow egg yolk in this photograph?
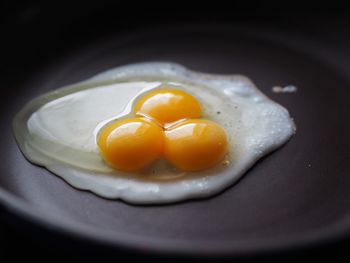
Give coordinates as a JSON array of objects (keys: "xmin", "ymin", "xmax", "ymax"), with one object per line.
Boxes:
[
  {"xmin": 97, "ymin": 118, "xmax": 164, "ymax": 172},
  {"xmin": 98, "ymin": 88, "xmax": 229, "ymax": 172},
  {"xmin": 164, "ymin": 119, "xmax": 228, "ymax": 171},
  {"xmin": 134, "ymin": 88, "xmax": 202, "ymax": 125}
]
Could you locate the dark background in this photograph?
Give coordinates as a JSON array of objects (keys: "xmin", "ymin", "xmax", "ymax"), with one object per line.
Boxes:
[{"xmin": 1, "ymin": 1, "xmax": 350, "ymax": 262}]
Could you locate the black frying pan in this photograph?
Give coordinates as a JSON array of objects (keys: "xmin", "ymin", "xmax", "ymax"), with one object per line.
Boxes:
[{"xmin": 1, "ymin": 3, "xmax": 350, "ymax": 261}]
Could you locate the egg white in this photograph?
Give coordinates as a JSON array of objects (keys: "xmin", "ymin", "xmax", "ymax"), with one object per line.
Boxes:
[{"xmin": 13, "ymin": 62, "xmax": 295, "ymax": 204}]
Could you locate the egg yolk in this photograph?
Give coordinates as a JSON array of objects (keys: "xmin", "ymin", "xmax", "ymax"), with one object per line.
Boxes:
[
  {"xmin": 164, "ymin": 119, "xmax": 228, "ymax": 171},
  {"xmin": 98, "ymin": 88, "xmax": 229, "ymax": 172},
  {"xmin": 97, "ymin": 118, "xmax": 164, "ymax": 172},
  {"xmin": 134, "ymin": 89, "xmax": 202, "ymax": 125}
]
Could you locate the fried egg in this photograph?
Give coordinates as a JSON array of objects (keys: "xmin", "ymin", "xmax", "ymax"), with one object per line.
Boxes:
[{"xmin": 13, "ymin": 62, "xmax": 295, "ymax": 204}]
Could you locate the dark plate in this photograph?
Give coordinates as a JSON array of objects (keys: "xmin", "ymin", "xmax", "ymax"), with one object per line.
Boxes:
[{"xmin": 1, "ymin": 25, "xmax": 350, "ymax": 257}]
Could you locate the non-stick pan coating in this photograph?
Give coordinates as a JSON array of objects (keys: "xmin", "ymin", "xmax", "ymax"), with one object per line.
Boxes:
[{"xmin": 1, "ymin": 24, "xmax": 350, "ymax": 256}]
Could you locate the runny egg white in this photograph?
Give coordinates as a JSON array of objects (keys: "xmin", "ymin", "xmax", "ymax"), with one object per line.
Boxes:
[{"xmin": 13, "ymin": 62, "xmax": 295, "ymax": 204}]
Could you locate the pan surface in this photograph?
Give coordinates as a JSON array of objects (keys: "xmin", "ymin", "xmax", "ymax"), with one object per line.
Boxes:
[{"xmin": 1, "ymin": 24, "xmax": 350, "ymax": 256}]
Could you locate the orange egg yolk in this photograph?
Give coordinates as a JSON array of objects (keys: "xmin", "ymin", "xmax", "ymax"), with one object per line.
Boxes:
[
  {"xmin": 164, "ymin": 119, "xmax": 228, "ymax": 171},
  {"xmin": 134, "ymin": 88, "xmax": 202, "ymax": 125},
  {"xmin": 97, "ymin": 118, "xmax": 163, "ymax": 172},
  {"xmin": 98, "ymin": 88, "xmax": 228, "ymax": 172}
]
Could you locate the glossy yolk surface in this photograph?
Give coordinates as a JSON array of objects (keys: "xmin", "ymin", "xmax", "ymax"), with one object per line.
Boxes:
[
  {"xmin": 98, "ymin": 89, "xmax": 228, "ymax": 172},
  {"xmin": 164, "ymin": 119, "xmax": 228, "ymax": 171},
  {"xmin": 134, "ymin": 89, "xmax": 202, "ymax": 125},
  {"xmin": 97, "ymin": 118, "xmax": 163, "ymax": 172}
]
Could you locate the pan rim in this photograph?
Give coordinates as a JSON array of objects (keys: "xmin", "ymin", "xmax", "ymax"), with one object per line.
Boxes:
[{"xmin": 2, "ymin": 185, "xmax": 350, "ymax": 257}]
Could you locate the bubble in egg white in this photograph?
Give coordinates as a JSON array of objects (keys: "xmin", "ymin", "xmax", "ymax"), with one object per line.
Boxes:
[{"xmin": 13, "ymin": 62, "xmax": 295, "ymax": 204}]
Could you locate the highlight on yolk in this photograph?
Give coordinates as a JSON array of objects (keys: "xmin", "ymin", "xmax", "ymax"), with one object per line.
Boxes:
[
  {"xmin": 97, "ymin": 118, "xmax": 164, "ymax": 172},
  {"xmin": 134, "ymin": 89, "xmax": 202, "ymax": 125},
  {"xmin": 164, "ymin": 119, "xmax": 228, "ymax": 171}
]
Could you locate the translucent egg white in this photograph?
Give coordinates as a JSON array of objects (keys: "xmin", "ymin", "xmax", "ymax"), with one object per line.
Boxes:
[{"xmin": 13, "ymin": 62, "xmax": 295, "ymax": 204}]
